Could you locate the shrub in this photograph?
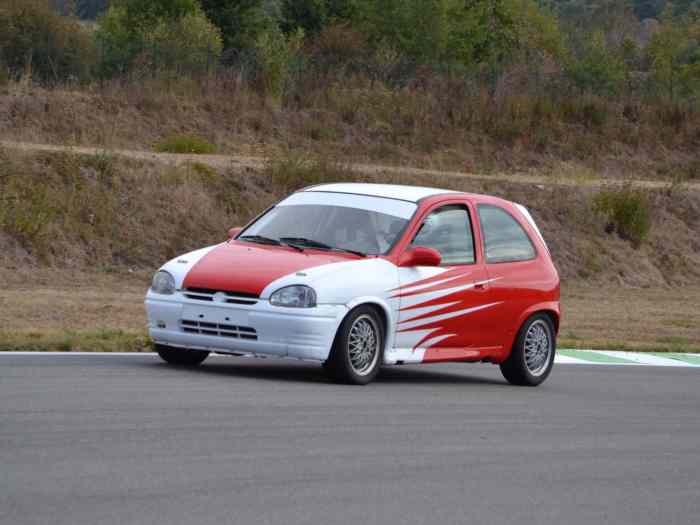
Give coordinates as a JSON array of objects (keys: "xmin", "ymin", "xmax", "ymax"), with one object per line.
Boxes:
[
  {"xmin": 593, "ymin": 185, "xmax": 652, "ymax": 247},
  {"xmin": 265, "ymin": 151, "xmax": 356, "ymax": 191},
  {"xmin": 0, "ymin": 0, "xmax": 97, "ymax": 83},
  {"xmin": 565, "ymin": 31, "xmax": 627, "ymax": 96},
  {"xmin": 310, "ymin": 23, "xmax": 368, "ymax": 67},
  {"xmin": 154, "ymin": 134, "xmax": 216, "ymax": 154},
  {"xmin": 254, "ymin": 26, "xmax": 304, "ymax": 104},
  {"xmin": 95, "ymin": 0, "xmax": 222, "ymax": 77},
  {"xmin": 149, "ymin": 12, "xmax": 224, "ymax": 75},
  {"xmin": 200, "ymin": 0, "xmax": 275, "ymax": 55}
]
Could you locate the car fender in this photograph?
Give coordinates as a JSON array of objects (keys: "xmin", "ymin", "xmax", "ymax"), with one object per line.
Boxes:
[
  {"xmin": 343, "ymin": 295, "xmax": 397, "ymax": 359},
  {"xmin": 503, "ymin": 300, "xmax": 561, "ymax": 355}
]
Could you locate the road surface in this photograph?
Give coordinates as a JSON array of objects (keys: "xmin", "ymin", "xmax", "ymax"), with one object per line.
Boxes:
[{"xmin": 1, "ymin": 354, "xmax": 698, "ymax": 525}]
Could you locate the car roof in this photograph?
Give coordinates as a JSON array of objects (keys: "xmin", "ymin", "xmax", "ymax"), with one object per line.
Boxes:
[{"xmin": 304, "ymin": 183, "xmax": 460, "ymax": 203}]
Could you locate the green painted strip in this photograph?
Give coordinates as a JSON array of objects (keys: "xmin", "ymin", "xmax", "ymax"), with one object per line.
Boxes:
[
  {"xmin": 654, "ymin": 353, "xmax": 700, "ymax": 365},
  {"xmin": 559, "ymin": 349, "xmax": 637, "ymax": 364}
]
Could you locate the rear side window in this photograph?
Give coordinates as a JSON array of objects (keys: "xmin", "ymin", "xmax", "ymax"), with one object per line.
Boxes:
[
  {"xmin": 411, "ymin": 205, "xmax": 475, "ymax": 265},
  {"xmin": 478, "ymin": 205, "xmax": 536, "ymax": 263}
]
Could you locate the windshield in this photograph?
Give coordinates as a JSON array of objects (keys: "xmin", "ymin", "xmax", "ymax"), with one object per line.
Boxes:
[{"xmin": 241, "ymin": 192, "xmax": 417, "ymax": 256}]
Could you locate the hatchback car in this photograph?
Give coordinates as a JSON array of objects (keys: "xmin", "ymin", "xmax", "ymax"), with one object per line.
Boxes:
[{"xmin": 146, "ymin": 183, "xmax": 560, "ymax": 386}]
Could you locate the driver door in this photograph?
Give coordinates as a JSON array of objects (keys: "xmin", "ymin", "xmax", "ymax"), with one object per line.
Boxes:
[{"xmin": 394, "ymin": 203, "xmax": 493, "ymax": 362}]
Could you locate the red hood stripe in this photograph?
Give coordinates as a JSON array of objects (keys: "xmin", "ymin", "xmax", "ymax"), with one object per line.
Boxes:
[{"xmin": 182, "ymin": 241, "xmax": 354, "ymax": 296}]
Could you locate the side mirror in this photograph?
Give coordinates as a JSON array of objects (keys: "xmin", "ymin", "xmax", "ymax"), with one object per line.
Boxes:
[
  {"xmin": 399, "ymin": 246, "xmax": 442, "ymax": 267},
  {"xmin": 228, "ymin": 227, "xmax": 243, "ymax": 240}
]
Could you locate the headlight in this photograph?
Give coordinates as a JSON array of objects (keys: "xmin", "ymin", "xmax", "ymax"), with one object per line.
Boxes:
[
  {"xmin": 151, "ymin": 271, "xmax": 176, "ymax": 295},
  {"xmin": 270, "ymin": 285, "xmax": 317, "ymax": 308}
]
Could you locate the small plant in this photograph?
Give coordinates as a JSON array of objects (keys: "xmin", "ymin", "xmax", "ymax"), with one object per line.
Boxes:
[
  {"xmin": 592, "ymin": 185, "xmax": 652, "ymax": 247},
  {"xmin": 254, "ymin": 27, "xmax": 304, "ymax": 105},
  {"xmin": 265, "ymin": 151, "xmax": 356, "ymax": 191},
  {"xmin": 154, "ymin": 134, "xmax": 216, "ymax": 154}
]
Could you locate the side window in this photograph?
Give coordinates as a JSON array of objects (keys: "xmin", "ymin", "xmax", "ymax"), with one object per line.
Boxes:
[
  {"xmin": 478, "ymin": 205, "xmax": 536, "ymax": 263},
  {"xmin": 411, "ymin": 205, "xmax": 475, "ymax": 265}
]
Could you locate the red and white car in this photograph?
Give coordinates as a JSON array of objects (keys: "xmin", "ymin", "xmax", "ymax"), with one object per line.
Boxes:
[{"xmin": 146, "ymin": 183, "xmax": 560, "ymax": 386}]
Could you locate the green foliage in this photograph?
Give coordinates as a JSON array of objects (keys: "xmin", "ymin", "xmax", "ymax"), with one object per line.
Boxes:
[
  {"xmin": 593, "ymin": 185, "xmax": 652, "ymax": 247},
  {"xmin": 96, "ymin": 0, "xmax": 222, "ymax": 77},
  {"xmin": 108, "ymin": 0, "xmax": 200, "ymax": 28},
  {"xmin": 565, "ymin": 31, "xmax": 627, "ymax": 94},
  {"xmin": 0, "ymin": 0, "xmax": 97, "ymax": 83},
  {"xmin": 154, "ymin": 134, "xmax": 216, "ymax": 154},
  {"xmin": 351, "ymin": 0, "xmax": 562, "ymax": 66},
  {"xmin": 254, "ymin": 26, "xmax": 304, "ymax": 103},
  {"xmin": 280, "ymin": 0, "xmax": 328, "ymax": 35},
  {"xmin": 200, "ymin": 0, "xmax": 276, "ymax": 53},
  {"xmin": 0, "ymin": 169, "xmax": 57, "ymax": 245},
  {"xmin": 354, "ymin": 0, "xmax": 454, "ymax": 63},
  {"xmin": 447, "ymin": 0, "xmax": 563, "ymax": 67},
  {"xmin": 647, "ymin": 15, "xmax": 700, "ymax": 98}
]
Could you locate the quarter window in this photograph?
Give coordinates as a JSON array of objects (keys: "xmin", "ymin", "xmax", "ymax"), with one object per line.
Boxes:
[
  {"xmin": 478, "ymin": 205, "xmax": 536, "ymax": 263},
  {"xmin": 411, "ymin": 205, "xmax": 475, "ymax": 265}
]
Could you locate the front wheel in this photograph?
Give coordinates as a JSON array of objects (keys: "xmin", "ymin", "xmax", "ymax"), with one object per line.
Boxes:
[
  {"xmin": 324, "ymin": 306, "xmax": 384, "ymax": 385},
  {"xmin": 156, "ymin": 344, "xmax": 210, "ymax": 366},
  {"xmin": 500, "ymin": 314, "xmax": 556, "ymax": 386}
]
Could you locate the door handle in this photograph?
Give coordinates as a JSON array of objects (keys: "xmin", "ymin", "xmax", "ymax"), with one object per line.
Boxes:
[{"xmin": 474, "ymin": 282, "xmax": 487, "ymax": 291}]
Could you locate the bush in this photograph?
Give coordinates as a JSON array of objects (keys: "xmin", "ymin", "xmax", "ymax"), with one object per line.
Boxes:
[
  {"xmin": 96, "ymin": 0, "xmax": 222, "ymax": 77},
  {"xmin": 0, "ymin": 0, "xmax": 97, "ymax": 83},
  {"xmin": 265, "ymin": 151, "xmax": 356, "ymax": 191},
  {"xmin": 154, "ymin": 134, "xmax": 216, "ymax": 154},
  {"xmin": 593, "ymin": 185, "xmax": 652, "ymax": 247},
  {"xmin": 310, "ymin": 23, "xmax": 368, "ymax": 67},
  {"xmin": 254, "ymin": 26, "xmax": 304, "ymax": 104},
  {"xmin": 200, "ymin": 0, "xmax": 275, "ymax": 55},
  {"xmin": 565, "ymin": 31, "xmax": 627, "ymax": 95}
]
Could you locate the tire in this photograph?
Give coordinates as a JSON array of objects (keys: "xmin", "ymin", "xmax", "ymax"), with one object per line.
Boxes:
[
  {"xmin": 324, "ymin": 306, "xmax": 384, "ymax": 385},
  {"xmin": 500, "ymin": 313, "xmax": 556, "ymax": 387},
  {"xmin": 155, "ymin": 344, "xmax": 210, "ymax": 367}
]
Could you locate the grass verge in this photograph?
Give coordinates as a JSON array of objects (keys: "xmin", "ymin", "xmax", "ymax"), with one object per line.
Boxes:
[
  {"xmin": 0, "ymin": 330, "xmax": 151, "ymax": 353},
  {"xmin": 0, "ymin": 274, "xmax": 697, "ymax": 353}
]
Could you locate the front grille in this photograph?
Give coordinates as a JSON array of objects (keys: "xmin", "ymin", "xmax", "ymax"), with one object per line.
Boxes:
[
  {"xmin": 181, "ymin": 320, "xmax": 258, "ymax": 340},
  {"xmin": 183, "ymin": 288, "xmax": 258, "ymax": 306}
]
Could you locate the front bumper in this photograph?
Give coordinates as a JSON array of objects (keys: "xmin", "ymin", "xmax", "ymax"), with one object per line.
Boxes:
[{"xmin": 145, "ymin": 291, "xmax": 348, "ymax": 361}]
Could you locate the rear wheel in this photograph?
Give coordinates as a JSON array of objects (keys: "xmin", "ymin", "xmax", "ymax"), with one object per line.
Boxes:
[
  {"xmin": 500, "ymin": 314, "xmax": 555, "ymax": 386},
  {"xmin": 324, "ymin": 306, "xmax": 383, "ymax": 385},
  {"xmin": 155, "ymin": 344, "xmax": 209, "ymax": 366}
]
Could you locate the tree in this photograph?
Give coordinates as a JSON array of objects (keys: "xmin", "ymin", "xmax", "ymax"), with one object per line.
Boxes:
[
  {"xmin": 354, "ymin": 0, "xmax": 454, "ymax": 63},
  {"xmin": 0, "ymin": 0, "xmax": 96, "ymax": 83},
  {"xmin": 96, "ymin": 0, "xmax": 222, "ymax": 76},
  {"xmin": 565, "ymin": 30, "xmax": 627, "ymax": 94},
  {"xmin": 199, "ymin": 0, "xmax": 276, "ymax": 53},
  {"xmin": 446, "ymin": 0, "xmax": 563, "ymax": 67},
  {"xmin": 647, "ymin": 13, "xmax": 700, "ymax": 98},
  {"xmin": 278, "ymin": 0, "xmax": 358, "ymax": 35}
]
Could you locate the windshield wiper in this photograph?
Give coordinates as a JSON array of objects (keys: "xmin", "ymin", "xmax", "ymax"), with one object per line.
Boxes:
[
  {"xmin": 279, "ymin": 237, "xmax": 366, "ymax": 257},
  {"xmin": 238, "ymin": 235, "xmax": 281, "ymax": 246},
  {"xmin": 239, "ymin": 235, "xmax": 303, "ymax": 251}
]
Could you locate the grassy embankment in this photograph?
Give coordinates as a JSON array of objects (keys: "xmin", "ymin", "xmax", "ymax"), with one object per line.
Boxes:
[{"xmin": 1, "ymin": 138, "xmax": 699, "ymax": 353}]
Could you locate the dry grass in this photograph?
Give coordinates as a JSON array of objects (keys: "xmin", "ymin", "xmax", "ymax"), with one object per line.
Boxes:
[
  {"xmin": 560, "ymin": 284, "xmax": 700, "ymax": 353},
  {"xmin": 1, "ymin": 76, "xmax": 698, "ymax": 184},
  {"xmin": 1, "ymin": 270, "xmax": 698, "ymax": 353},
  {"xmin": 2, "ymin": 147, "xmax": 700, "ymax": 286},
  {"xmin": 0, "ymin": 269, "xmax": 150, "ymax": 352},
  {"xmin": 1, "ymin": 146, "xmax": 700, "ymax": 352}
]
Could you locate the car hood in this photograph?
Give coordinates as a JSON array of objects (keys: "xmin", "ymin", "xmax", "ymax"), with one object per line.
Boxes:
[{"xmin": 182, "ymin": 240, "xmax": 356, "ymax": 296}]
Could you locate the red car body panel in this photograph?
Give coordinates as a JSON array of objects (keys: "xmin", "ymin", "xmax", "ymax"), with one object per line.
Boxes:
[
  {"xmin": 386, "ymin": 193, "xmax": 560, "ymax": 364},
  {"xmin": 183, "ymin": 241, "xmax": 356, "ymax": 296}
]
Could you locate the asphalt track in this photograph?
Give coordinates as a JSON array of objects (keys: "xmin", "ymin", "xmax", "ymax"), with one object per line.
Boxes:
[{"xmin": 1, "ymin": 354, "xmax": 699, "ymax": 525}]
